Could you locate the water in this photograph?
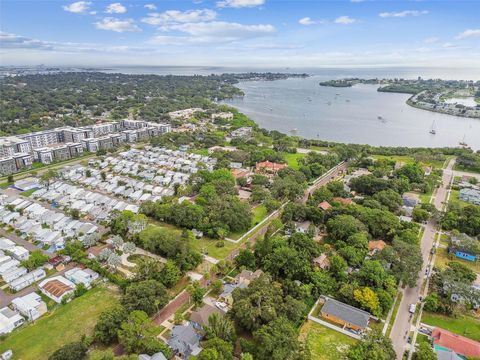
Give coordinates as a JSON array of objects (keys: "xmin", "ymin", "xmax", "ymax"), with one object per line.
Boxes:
[{"xmin": 222, "ymin": 76, "xmax": 480, "ymax": 150}]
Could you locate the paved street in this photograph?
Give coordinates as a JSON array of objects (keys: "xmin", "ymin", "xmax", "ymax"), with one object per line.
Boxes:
[{"xmin": 390, "ymin": 158, "xmax": 455, "ymax": 359}]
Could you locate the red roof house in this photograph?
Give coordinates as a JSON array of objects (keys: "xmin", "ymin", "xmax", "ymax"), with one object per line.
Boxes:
[
  {"xmin": 432, "ymin": 328, "xmax": 480, "ymax": 358},
  {"xmin": 255, "ymin": 161, "xmax": 287, "ymax": 175},
  {"xmin": 318, "ymin": 201, "xmax": 332, "ymax": 211}
]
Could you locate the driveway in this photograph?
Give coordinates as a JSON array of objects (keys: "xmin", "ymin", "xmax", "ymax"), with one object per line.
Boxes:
[{"xmin": 390, "ymin": 158, "xmax": 455, "ymax": 359}]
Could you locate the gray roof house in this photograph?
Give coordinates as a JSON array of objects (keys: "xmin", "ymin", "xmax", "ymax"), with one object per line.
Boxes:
[
  {"xmin": 167, "ymin": 322, "xmax": 202, "ymax": 359},
  {"xmin": 320, "ymin": 297, "xmax": 371, "ymax": 331}
]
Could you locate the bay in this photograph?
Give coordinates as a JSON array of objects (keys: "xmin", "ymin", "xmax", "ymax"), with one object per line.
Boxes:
[{"xmin": 222, "ymin": 76, "xmax": 480, "ymax": 150}]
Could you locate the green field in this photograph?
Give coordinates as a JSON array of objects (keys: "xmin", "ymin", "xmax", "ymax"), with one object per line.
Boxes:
[
  {"xmin": 0, "ymin": 286, "xmax": 120, "ymax": 360},
  {"xmin": 422, "ymin": 312, "xmax": 480, "ymax": 341},
  {"xmin": 372, "ymin": 155, "xmax": 445, "ymax": 169},
  {"xmin": 283, "ymin": 152, "xmax": 306, "ymax": 170},
  {"xmin": 228, "ymin": 204, "xmax": 268, "ymax": 240},
  {"xmin": 299, "ymin": 320, "xmax": 357, "ymax": 360}
]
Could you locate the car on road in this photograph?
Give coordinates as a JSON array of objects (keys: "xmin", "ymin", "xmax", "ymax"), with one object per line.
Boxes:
[
  {"xmin": 409, "ymin": 303, "xmax": 416, "ymax": 314},
  {"xmin": 215, "ymin": 301, "xmax": 228, "ymax": 311}
]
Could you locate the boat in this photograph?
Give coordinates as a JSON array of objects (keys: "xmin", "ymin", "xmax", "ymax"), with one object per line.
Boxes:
[
  {"xmin": 377, "ymin": 116, "xmax": 383, "ymax": 120},
  {"xmin": 345, "ymin": 99, "xmax": 350, "ymax": 102},
  {"xmin": 459, "ymin": 135, "xmax": 468, "ymax": 147},
  {"xmin": 327, "ymin": 101, "xmax": 332, "ymax": 106},
  {"xmin": 335, "ymin": 93, "xmax": 340, "ymax": 96},
  {"xmin": 429, "ymin": 120, "xmax": 436, "ymax": 135}
]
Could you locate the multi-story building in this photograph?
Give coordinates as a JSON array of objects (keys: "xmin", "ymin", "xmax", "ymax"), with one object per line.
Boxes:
[
  {"xmin": 13, "ymin": 153, "xmax": 33, "ymax": 169},
  {"xmin": 19, "ymin": 129, "xmax": 61, "ymax": 148},
  {"xmin": 87, "ymin": 122, "xmax": 120, "ymax": 137},
  {"xmin": 51, "ymin": 144, "xmax": 71, "ymax": 162},
  {"xmin": 60, "ymin": 127, "xmax": 92, "ymax": 143},
  {"xmin": 0, "ymin": 136, "xmax": 31, "ymax": 157},
  {"xmin": 0, "ymin": 157, "xmax": 18, "ymax": 176},
  {"xmin": 33, "ymin": 148, "xmax": 54, "ymax": 164},
  {"xmin": 66, "ymin": 142, "xmax": 84, "ymax": 157},
  {"xmin": 121, "ymin": 119, "xmax": 148, "ymax": 130}
]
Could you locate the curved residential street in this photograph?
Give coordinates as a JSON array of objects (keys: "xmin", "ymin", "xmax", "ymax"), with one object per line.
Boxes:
[{"xmin": 390, "ymin": 158, "xmax": 455, "ymax": 359}]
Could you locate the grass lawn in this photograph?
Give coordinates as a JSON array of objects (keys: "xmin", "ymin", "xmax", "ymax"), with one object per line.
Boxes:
[
  {"xmin": 190, "ymin": 148, "xmax": 209, "ymax": 156},
  {"xmin": 372, "ymin": 155, "xmax": 445, "ymax": 169},
  {"xmin": 299, "ymin": 320, "xmax": 357, "ymax": 360},
  {"xmin": 192, "ymin": 237, "xmax": 239, "ymax": 259},
  {"xmin": 19, "ymin": 188, "xmax": 37, "ymax": 197},
  {"xmin": 0, "ymin": 286, "xmax": 120, "ymax": 360},
  {"xmin": 283, "ymin": 152, "xmax": 306, "ymax": 170},
  {"xmin": 449, "ymin": 189, "xmax": 470, "ymax": 207},
  {"xmin": 422, "ymin": 312, "xmax": 480, "ymax": 341},
  {"xmin": 434, "ymin": 247, "xmax": 480, "ymax": 272}
]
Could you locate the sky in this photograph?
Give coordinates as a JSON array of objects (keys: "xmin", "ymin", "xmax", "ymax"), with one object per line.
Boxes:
[{"xmin": 1, "ymin": 0, "xmax": 480, "ymax": 68}]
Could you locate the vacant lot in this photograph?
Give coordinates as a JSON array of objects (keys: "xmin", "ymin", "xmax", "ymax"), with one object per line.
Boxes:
[
  {"xmin": 299, "ymin": 320, "xmax": 357, "ymax": 360},
  {"xmin": 0, "ymin": 286, "xmax": 120, "ymax": 360},
  {"xmin": 283, "ymin": 152, "xmax": 306, "ymax": 170},
  {"xmin": 422, "ymin": 312, "xmax": 480, "ymax": 341}
]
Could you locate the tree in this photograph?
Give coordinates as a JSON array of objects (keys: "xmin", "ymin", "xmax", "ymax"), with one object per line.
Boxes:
[
  {"xmin": 413, "ymin": 207, "xmax": 430, "ymax": 223},
  {"xmin": 98, "ymin": 248, "xmax": 113, "ymax": 262},
  {"xmin": 327, "ymin": 215, "xmax": 367, "ymax": 242},
  {"xmin": 235, "ymin": 249, "xmax": 256, "ymax": 269},
  {"xmin": 122, "ymin": 242, "xmax": 136, "ymax": 254},
  {"xmin": 252, "ymin": 318, "xmax": 307, "ymax": 360},
  {"xmin": 187, "ymin": 281, "xmax": 205, "ymax": 308},
  {"xmin": 21, "ymin": 249, "xmax": 48, "ymax": 271},
  {"xmin": 373, "ymin": 189, "xmax": 402, "ymax": 212},
  {"xmin": 111, "ymin": 235, "xmax": 124, "ymax": 249},
  {"xmin": 118, "ymin": 310, "xmax": 161, "ymax": 354},
  {"xmin": 423, "ymin": 294, "xmax": 439, "ymax": 313},
  {"xmin": 380, "ymin": 240, "xmax": 423, "ymax": 288},
  {"xmin": 74, "ymin": 283, "xmax": 88, "ymax": 297},
  {"xmin": 160, "ymin": 260, "xmax": 181, "ymax": 288},
  {"xmin": 107, "ymin": 253, "xmax": 121, "ymax": 268},
  {"xmin": 205, "ymin": 313, "xmax": 236, "ymax": 343},
  {"xmin": 413, "ymin": 342, "xmax": 438, "ymax": 360},
  {"xmin": 41, "ymin": 169, "xmax": 59, "ymax": 190},
  {"xmin": 346, "ymin": 330, "xmax": 396, "ymax": 360},
  {"xmin": 122, "ymin": 280, "xmax": 169, "ymax": 315},
  {"xmin": 94, "ymin": 305, "xmax": 128, "ymax": 344},
  {"xmin": 83, "ymin": 233, "xmax": 100, "ymax": 247},
  {"xmin": 210, "ymin": 279, "xmax": 223, "ymax": 296},
  {"xmin": 353, "ymin": 287, "xmax": 380, "ymax": 315},
  {"xmin": 49, "ymin": 341, "xmax": 87, "ymax": 360},
  {"xmin": 197, "ymin": 337, "xmax": 234, "ymax": 360}
]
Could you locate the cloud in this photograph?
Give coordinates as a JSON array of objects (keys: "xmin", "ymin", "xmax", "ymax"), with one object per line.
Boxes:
[
  {"xmin": 149, "ymin": 21, "xmax": 275, "ymax": 44},
  {"xmin": 379, "ymin": 10, "xmax": 428, "ymax": 18},
  {"xmin": 62, "ymin": 1, "xmax": 91, "ymax": 14},
  {"xmin": 299, "ymin": 17, "xmax": 315, "ymax": 26},
  {"xmin": 216, "ymin": 0, "xmax": 265, "ymax": 8},
  {"xmin": 455, "ymin": 29, "xmax": 480, "ymax": 39},
  {"xmin": 334, "ymin": 16, "xmax": 357, "ymax": 24},
  {"xmin": 424, "ymin": 37, "xmax": 439, "ymax": 44},
  {"xmin": 142, "ymin": 9, "xmax": 217, "ymax": 26},
  {"xmin": 106, "ymin": 3, "xmax": 126, "ymax": 14},
  {"xmin": 95, "ymin": 18, "xmax": 141, "ymax": 32},
  {"xmin": 144, "ymin": 4, "xmax": 157, "ymax": 10}
]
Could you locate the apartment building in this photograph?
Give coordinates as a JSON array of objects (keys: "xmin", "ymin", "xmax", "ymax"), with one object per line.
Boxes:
[{"xmin": 19, "ymin": 129, "xmax": 61, "ymax": 148}]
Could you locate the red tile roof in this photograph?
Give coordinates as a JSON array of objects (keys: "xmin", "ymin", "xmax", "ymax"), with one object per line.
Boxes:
[
  {"xmin": 432, "ymin": 328, "xmax": 480, "ymax": 358},
  {"xmin": 318, "ymin": 201, "xmax": 332, "ymax": 211},
  {"xmin": 255, "ymin": 161, "xmax": 287, "ymax": 172}
]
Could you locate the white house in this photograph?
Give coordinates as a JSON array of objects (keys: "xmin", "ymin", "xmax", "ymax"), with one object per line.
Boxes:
[
  {"xmin": 9, "ymin": 246, "xmax": 29, "ymax": 261},
  {"xmin": 11, "ymin": 292, "xmax": 47, "ymax": 321},
  {"xmin": 0, "ymin": 238, "xmax": 15, "ymax": 251},
  {"xmin": 64, "ymin": 267, "xmax": 99, "ymax": 289},
  {"xmin": 9, "ymin": 268, "xmax": 46, "ymax": 292},
  {"xmin": 0, "ymin": 307, "xmax": 24, "ymax": 335},
  {"xmin": 38, "ymin": 276, "xmax": 75, "ymax": 303}
]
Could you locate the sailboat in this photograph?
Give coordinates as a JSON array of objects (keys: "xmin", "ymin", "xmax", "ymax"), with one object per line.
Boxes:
[
  {"xmin": 429, "ymin": 120, "xmax": 436, "ymax": 135},
  {"xmin": 459, "ymin": 135, "xmax": 468, "ymax": 147}
]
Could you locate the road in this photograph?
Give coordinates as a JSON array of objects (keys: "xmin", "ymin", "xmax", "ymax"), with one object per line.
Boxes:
[
  {"xmin": 302, "ymin": 161, "xmax": 348, "ymax": 203},
  {"xmin": 390, "ymin": 158, "xmax": 455, "ymax": 359}
]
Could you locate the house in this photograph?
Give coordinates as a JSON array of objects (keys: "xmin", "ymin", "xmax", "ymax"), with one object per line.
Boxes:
[
  {"xmin": 64, "ymin": 267, "xmax": 99, "ymax": 289},
  {"xmin": 139, "ymin": 353, "xmax": 167, "ymax": 360},
  {"xmin": 320, "ymin": 297, "xmax": 371, "ymax": 331},
  {"xmin": 318, "ymin": 201, "xmax": 332, "ymax": 211},
  {"xmin": 432, "ymin": 328, "xmax": 480, "ymax": 359},
  {"xmin": 231, "ymin": 168, "xmax": 251, "ymax": 179},
  {"xmin": 424, "ymin": 166, "xmax": 433, "ymax": 176},
  {"xmin": 255, "ymin": 161, "xmax": 287, "ymax": 175},
  {"xmin": 236, "ymin": 269, "xmax": 263, "ymax": 286},
  {"xmin": 449, "ymin": 234, "xmax": 478, "ymax": 262},
  {"xmin": 9, "ymin": 268, "xmax": 46, "ymax": 292},
  {"xmin": 450, "ymin": 249, "xmax": 477, "ymax": 262},
  {"xmin": 11, "ymin": 292, "xmax": 47, "ymax": 321},
  {"xmin": 0, "ymin": 238, "xmax": 15, "ymax": 251},
  {"xmin": 459, "ymin": 188, "xmax": 480, "ymax": 205},
  {"xmin": 403, "ymin": 193, "xmax": 420, "ymax": 207},
  {"xmin": 190, "ymin": 304, "xmax": 223, "ymax": 329},
  {"xmin": 294, "ymin": 220, "xmax": 311, "ymax": 234},
  {"xmin": 368, "ymin": 240, "xmax": 387, "ymax": 256},
  {"xmin": 38, "ymin": 276, "xmax": 75, "ymax": 303},
  {"xmin": 313, "ymin": 254, "xmax": 330, "ymax": 270},
  {"xmin": 0, "ymin": 307, "xmax": 24, "ymax": 335},
  {"xmin": 167, "ymin": 322, "xmax": 202, "ymax": 358},
  {"xmin": 9, "ymin": 246, "xmax": 29, "ymax": 261},
  {"xmin": 86, "ymin": 244, "xmax": 114, "ymax": 259},
  {"xmin": 219, "ymin": 282, "xmax": 247, "ymax": 306}
]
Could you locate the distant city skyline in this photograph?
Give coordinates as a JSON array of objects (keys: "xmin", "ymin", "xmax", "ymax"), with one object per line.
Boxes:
[{"xmin": 1, "ymin": 0, "xmax": 480, "ymax": 68}]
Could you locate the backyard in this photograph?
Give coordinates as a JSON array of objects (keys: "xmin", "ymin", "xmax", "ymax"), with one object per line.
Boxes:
[
  {"xmin": 422, "ymin": 312, "xmax": 480, "ymax": 341},
  {"xmin": 434, "ymin": 246, "xmax": 480, "ymax": 272},
  {"xmin": 0, "ymin": 286, "xmax": 120, "ymax": 360},
  {"xmin": 299, "ymin": 320, "xmax": 357, "ymax": 360}
]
